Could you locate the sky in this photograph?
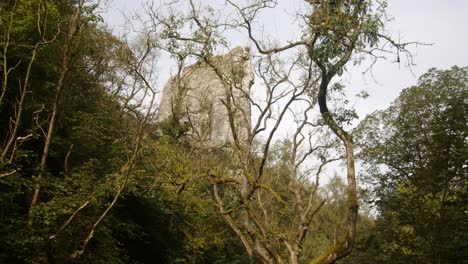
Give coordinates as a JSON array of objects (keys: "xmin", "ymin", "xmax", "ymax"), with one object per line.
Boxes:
[
  {"xmin": 102, "ymin": 0, "xmax": 468, "ymax": 120},
  {"xmin": 348, "ymin": 0, "xmax": 468, "ymax": 116},
  {"xmin": 101, "ymin": 0, "xmax": 467, "ymax": 183}
]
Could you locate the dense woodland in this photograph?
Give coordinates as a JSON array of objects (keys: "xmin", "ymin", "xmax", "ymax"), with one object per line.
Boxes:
[{"xmin": 0, "ymin": 0, "xmax": 466, "ymax": 263}]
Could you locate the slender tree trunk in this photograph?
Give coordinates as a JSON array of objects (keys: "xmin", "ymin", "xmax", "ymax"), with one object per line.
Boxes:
[
  {"xmin": 0, "ymin": 1, "xmax": 15, "ymax": 109},
  {"xmin": 311, "ymin": 71, "xmax": 358, "ymax": 264},
  {"xmin": 28, "ymin": 0, "xmax": 84, "ymax": 228},
  {"xmin": 1, "ymin": 46, "xmax": 38, "ymax": 163}
]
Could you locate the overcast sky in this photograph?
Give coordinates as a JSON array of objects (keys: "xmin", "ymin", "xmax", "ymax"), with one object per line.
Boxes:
[
  {"xmin": 103, "ymin": 0, "xmax": 468, "ymax": 119},
  {"xmin": 350, "ymin": 0, "xmax": 468, "ymax": 116},
  {"xmin": 102, "ymin": 0, "xmax": 467, "ymax": 183}
]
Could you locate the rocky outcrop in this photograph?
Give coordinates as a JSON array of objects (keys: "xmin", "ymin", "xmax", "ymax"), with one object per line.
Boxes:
[{"xmin": 157, "ymin": 47, "xmax": 253, "ymax": 147}]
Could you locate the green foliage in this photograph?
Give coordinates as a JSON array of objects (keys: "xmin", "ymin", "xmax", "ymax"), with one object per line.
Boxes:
[
  {"xmin": 1, "ymin": 1, "xmax": 152, "ymax": 262},
  {"xmin": 308, "ymin": 0, "xmax": 386, "ymax": 71},
  {"xmin": 158, "ymin": 115, "xmax": 190, "ymax": 142},
  {"xmin": 353, "ymin": 66, "xmax": 468, "ymax": 263},
  {"xmin": 3, "ymin": 0, "xmax": 465, "ymax": 263},
  {"xmin": 133, "ymin": 137, "xmax": 252, "ymax": 263}
]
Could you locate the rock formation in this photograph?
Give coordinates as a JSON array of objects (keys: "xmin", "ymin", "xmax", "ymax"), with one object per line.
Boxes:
[{"xmin": 157, "ymin": 47, "xmax": 253, "ymax": 147}]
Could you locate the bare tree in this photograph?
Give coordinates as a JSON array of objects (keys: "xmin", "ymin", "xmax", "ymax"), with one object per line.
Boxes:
[{"xmin": 145, "ymin": 0, "xmax": 420, "ymax": 263}]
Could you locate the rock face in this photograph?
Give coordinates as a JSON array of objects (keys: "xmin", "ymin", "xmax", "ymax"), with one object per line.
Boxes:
[{"xmin": 157, "ymin": 47, "xmax": 253, "ymax": 147}]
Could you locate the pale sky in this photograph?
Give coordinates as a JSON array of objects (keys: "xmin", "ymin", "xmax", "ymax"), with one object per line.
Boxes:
[
  {"xmin": 349, "ymin": 0, "xmax": 468, "ymax": 117},
  {"xmin": 103, "ymin": 0, "xmax": 468, "ymax": 119},
  {"xmin": 101, "ymin": 0, "xmax": 468, "ymax": 183}
]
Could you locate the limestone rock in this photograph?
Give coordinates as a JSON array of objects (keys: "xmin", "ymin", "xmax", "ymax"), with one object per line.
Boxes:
[{"xmin": 157, "ymin": 47, "xmax": 253, "ymax": 147}]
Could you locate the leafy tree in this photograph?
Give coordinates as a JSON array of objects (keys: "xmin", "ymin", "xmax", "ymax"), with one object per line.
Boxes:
[
  {"xmin": 354, "ymin": 66, "xmax": 468, "ymax": 263},
  {"xmin": 0, "ymin": 1, "xmax": 153, "ymax": 262}
]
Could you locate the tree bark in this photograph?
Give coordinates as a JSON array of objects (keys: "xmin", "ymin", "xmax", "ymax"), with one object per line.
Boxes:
[{"xmin": 310, "ymin": 70, "xmax": 358, "ymax": 264}]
